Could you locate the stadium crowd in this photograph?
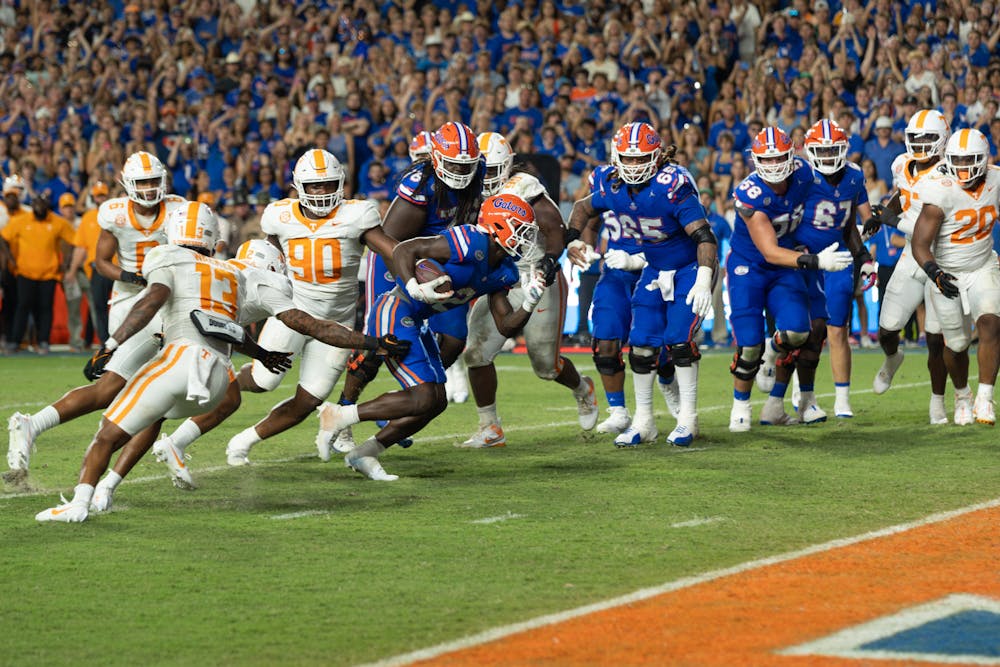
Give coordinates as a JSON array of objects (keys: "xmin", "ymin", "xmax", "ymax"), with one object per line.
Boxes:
[{"xmin": 3, "ymin": 0, "xmax": 1000, "ymax": 354}]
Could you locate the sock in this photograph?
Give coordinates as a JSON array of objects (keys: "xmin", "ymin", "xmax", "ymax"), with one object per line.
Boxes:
[
  {"xmin": 733, "ymin": 397, "xmax": 751, "ymax": 412},
  {"xmin": 170, "ymin": 419, "xmax": 203, "ymax": 453},
  {"xmin": 355, "ymin": 436, "xmax": 387, "ymax": 458},
  {"xmin": 800, "ymin": 390, "xmax": 815, "ymax": 407},
  {"xmin": 734, "ymin": 389, "xmax": 751, "ymax": 401},
  {"xmin": 337, "ymin": 393, "xmax": 354, "ymax": 406},
  {"xmin": 657, "ymin": 373, "xmax": 675, "ymax": 385},
  {"xmin": 674, "ymin": 363, "xmax": 698, "ymax": 419},
  {"xmin": 606, "ymin": 390, "xmax": 626, "ymax": 408},
  {"xmin": 835, "ymin": 383, "xmax": 850, "ymax": 402},
  {"xmin": 30, "ymin": 406, "xmax": 60, "ymax": 435},
  {"xmin": 977, "ymin": 383, "xmax": 994, "ymax": 402},
  {"xmin": 99, "ymin": 470, "xmax": 123, "ymax": 491},
  {"xmin": 573, "ymin": 376, "xmax": 592, "ymax": 397},
  {"xmin": 770, "ymin": 381, "xmax": 788, "ymax": 399},
  {"xmin": 800, "ymin": 383, "xmax": 814, "ymax": 393},
  {"xmin": 930, "ymin": 393, "xmax": 946, "ymax": 409},
  {"xmin": 341, "ymin": 404, "xmax": 361, "ymax": 426},
  {"xmin": 955, "ymin": 385, "xmax": 972, "ymax": 398},
  {"xmin": 71, "ymin": 483, "xmax": 95, "ymax": 506},
  {"xmin": 232, "ymin": 427, "xmax": 262, "ymax": 450},
  {"xmin": 631, "ymin": 372, "xmax": 655, "ymax": 422},
  {"xmin": 477, "ymin": 403, "xmax": 499, "ymax": 427}
]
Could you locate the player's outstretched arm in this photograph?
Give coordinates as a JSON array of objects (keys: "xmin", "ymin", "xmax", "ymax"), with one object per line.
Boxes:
[
  {"xmin": 275, "ymin": 308, "xmax": 410, "ymax": 359},
  {"xmin": 361, "ymin": 225, "xmax": 399, "ymax": 275},
  {"xmin": 108, "ymin": 283, "xmax": 170, "ymax": 346},
  {"xmin": 235, "ymin": 337, "xmax": 293, "ymax": 374},
  {"xmin": 488, "ymin": 289, "xmax": 533, "ymax": 338}
]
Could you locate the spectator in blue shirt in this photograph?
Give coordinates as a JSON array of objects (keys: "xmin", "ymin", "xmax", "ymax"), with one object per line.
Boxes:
[
  {"xmin": 572, "ymin": 117, "xmax": 605, "ymax": 175},
  {"xmin": 708, "ymin": 100, "xmax": 749, "ymax": 152},
  {"xmin": 863, "ymin": 116, "xmax": 906, "ymax": 191}
]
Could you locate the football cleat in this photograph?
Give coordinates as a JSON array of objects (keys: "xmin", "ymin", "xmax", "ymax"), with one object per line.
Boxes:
[
  {"xmin": 667, "ymin": 417, "xmax": 698, "ymax": 447},
  {"xmin": 658, "ymin": 379, "xmax": 681, "ymax": 418},
  {"xmin": 152, "ymin": 435, "xmax": 196, "ymax": 490},
  {"xmin": 973, "ymin": 396, "xmax": 995, "ymax": 426},
  {"xmin": 331, "ymin": 427, "xmax": 356, "ymax": 453},
  {"xmin": 36, "ymin": 496, "xmax": 88, "ymax": 523},
  {"xmin": 344, "ymin": 452, "xmax": 398, "ymax": 481},
  {"xmin": 614, "ymin": 419, "xmax": 657, "ymax": 448},
  {"xmin": 90, "ymin": 482, "xmax": 115, "ymax": 513},
  {"xmin": 316, "ymin": 402, "xmax": 353, "ymax": 458},
  {"xmin": 798, "ymin": 402, "xmax": 827, "ymax": 424},
  {"xmin": 954, "ymin": 392, "xmax": 975, "ymax": 426},
  {"xmin": 225, "ymin": 437, "xmax": 253, "ymax": 467},
  {"xmin": 834, "ymin": 398, "xmax": 854, "ymax": 419},
  {"xmin": 595, "ymin": 407, "xmax": 631, "ymax": 435},
  {"xmin": 728, "ymin": 402, "xmax": 752, "ymax": 432},
  {"xmin": 929, "ymin": 397, "xmax": 949, "ymax": 425},
  {"xmin": 7, "ymin": 411, "xmax": 34, "ymax": 471},
  {"xmin": 756, "ymin": 344, "xmax": 778, "ymax": 393},
  {"xmin": 873, "ymin": 351, "xmax": 904, "ymax": 394},
  {"xmin": 759, "ymin": 399, "xmax": 799, "ymax": 426},
  {"xmin": 458, "ymin": 424, "xmax": 506, "ymax": 448},
  {"xmin": 576, "ymin": 376, "xmax": 599, "ymax": 430}
]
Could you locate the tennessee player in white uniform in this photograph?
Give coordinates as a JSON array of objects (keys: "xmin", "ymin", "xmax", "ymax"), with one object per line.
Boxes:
[
  {"xmin": 870, "ymin": 110, "xmax": 969, "ymax": 424},
  {"xmin": 34, "ymin": 203, "xmax": 291, "ymax": 522},
  {"xmin": 225, "ymin": 149, "xmax": 398, "ymax": 465},
  {"xmin": 460, "ymin": 133, "xmax": 598, "ymax": 448},
  {"xmin": 7, "ymin": 152, "xmax": 189, "ymax": 476},
  {"xmin": 912, "ymin": 128, "xmax": 1000, "ymax": 426}
]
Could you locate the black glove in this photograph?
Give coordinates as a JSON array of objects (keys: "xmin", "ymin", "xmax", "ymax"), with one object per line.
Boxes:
[
  {"xmin": 538, "ymin": 253, "xmax": 561, "ymax": 286},
  {"xmin": 119, "ymin": 270, "xmax": 147, "ymax": 286},
  {"xmin": 923, "ymin": 261, "xmax": 960, "ymax": 299},
  {"xmin": 861, "ymin": 211, "xmax": 882, "ymax": 239},
  {"xmin": 376, "ymin": 334, "xmax": 412, "ymax": 360},
  {"xmin": 257, "ymin": 349, "xmax": 294, "ymax": 374},
  {"xmin": 84, "ymin": 347, "xmax": 115, "ymax": 381}
]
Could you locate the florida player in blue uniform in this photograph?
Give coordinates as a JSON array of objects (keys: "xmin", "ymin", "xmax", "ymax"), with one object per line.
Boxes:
[
  {"xmin": 568, "ymin": 122, "xmax": 717, "ymax": 447},
  {"xmin": 315, "ymin": 194, "xmax": 547, "ymax": 481},
  {"xmin": 727, "ymin": 127, "xmax": 854, "ymax": 432},
  {"xmin": 786, "ymin": 120, "xmax": 877, "ymax": 421}
]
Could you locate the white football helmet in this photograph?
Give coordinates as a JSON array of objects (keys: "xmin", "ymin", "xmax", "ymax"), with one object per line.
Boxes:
[
  {"xmin": 293, "ymin": 148, "xmax": 345, "ymax": 216},
  {"xmin": 166, "ymin": 201, "xmax": 219, "ymax": 253},
  {"xmin": 234, "ymin": 239, "xmax": 286, "ymax": 274},
  {"xmin": 477, "ymin": 132, "xmax": 514, "ymax": 196},
  {"xmin": 121, "ymin": 151, "xmax": 168, "ymax": 206},
  {"xmin": 944, "ymin": 128, "xmax": 990, "ymax": 188},
  {"xmin": 3, "ymin": 174, "xmax": 25, "ymax": 194},
  {"xmin": 904, "ymin": 110, "xmax": 949, "ymax": 162}
]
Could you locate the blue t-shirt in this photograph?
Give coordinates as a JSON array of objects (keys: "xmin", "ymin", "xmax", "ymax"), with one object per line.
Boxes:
[
  {"xmin": 795, "ymin": 162, "xmax": 869, "ymax": 253},
  {"xmin": 730, "ymin": 157, "xmax": 813, "ymax": 268}
]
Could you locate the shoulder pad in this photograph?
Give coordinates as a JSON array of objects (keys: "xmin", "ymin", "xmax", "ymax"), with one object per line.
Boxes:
[{"xmin": 142, "ymin": 244, "xmax": 192, "ymax": 276}]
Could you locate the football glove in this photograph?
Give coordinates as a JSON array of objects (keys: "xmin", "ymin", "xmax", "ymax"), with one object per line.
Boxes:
[
  {"xmin": 856, "ymin": 259, "xmax": 877, "ymax": 294},
  {"xmin": 521, "ymin": 270, "xmax": 546, "ymax": 312},
  {"xmin": 604, "ymin": 249, "xmax": 647, "ymax": 271},
  {"xmin": 84, "ymin": 346, "xmax": 115, "ymax": 381},
  {"xmin": 256, "ymin": 349, "xmax": 294, "ymax": 374},
  {"xmin": 376, "ymin": 334, "xmax": 411, "ymax": 360},
  {"xmin": 685, "ymin": 266, "xmax": 714, "ymax": 318},
  {"xmin": 405, "ymin": 276, "xmax": 453, "ymax": 303},
  {"xmin": 923, "ymin": 261, "xmax": 959, "ymax": 299},
  {"xmin": 537, "ymin": 254, "xmax": 561, "ymax": 286},
  {"xmin": 118, "ymin": 270, "xmax": 147, "ymax": 286},
  {"xmin": 817, "ymin": 243, "xmax": 854, "ymax": 272}
]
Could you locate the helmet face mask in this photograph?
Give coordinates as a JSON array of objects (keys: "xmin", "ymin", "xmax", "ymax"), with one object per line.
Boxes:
[
  {"xmin": 750, "ymin": 127, "xmax": 795, "ymax": 184},
  {"xmin": 293, "ymin": 149, "xmax": 345, "ymax": 216},
  {"xmin": 904, "ymin": 109, "xmax": 949, "ymax": 162},
  {"xmin": 121, "ymin": 151, "xmax": 167, "ymax": 207},
  {"xmin": 944, "ymin": 129, "xmax": 989, "ymax": 188},
  {"xmin": 804, "ymin": 120, "xmax": 848, "ymax": 175},
  {"xmin": 611, "ymin": 122, "xmax": 661, "ymax": 185}
]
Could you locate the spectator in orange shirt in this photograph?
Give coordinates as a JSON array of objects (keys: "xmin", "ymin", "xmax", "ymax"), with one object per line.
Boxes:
[
  {"xmin": 0, "ymin": 175, "xmax": 28, "ymax": 350},
  {"xmin": 66, "ymin": 181, "xmax": 111, "ymax": 345},
  {"xmin": 0, "ymin": 197, "xmax": 76, "ymax": 355},
  {"xmin": 57, "ymin": 192, "xmax": 85, "ymax": 351}
]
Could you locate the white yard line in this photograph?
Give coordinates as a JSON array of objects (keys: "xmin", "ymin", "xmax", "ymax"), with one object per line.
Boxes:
[
  {"xmin": 360, "ymin": 497, "xmax": 1000, "ymax": 667},
  {"xmin": 470, "ymin": 512, "xmax": 524, "ymax": 525},
  {"xmin": 669, "ymin": 516, "xmax": 726, "ymax": 528},
  {"xmin": 270, "ymin": 510, "xmax": 328, "ymax": 521}
]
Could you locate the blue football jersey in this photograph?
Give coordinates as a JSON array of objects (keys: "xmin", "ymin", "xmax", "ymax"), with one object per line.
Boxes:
[
  {"xmin": 395, "ymin": 165, "xmax": 462, "ymax": 235},
  {"xmin": 794, "ymin": 162, "xmax": 868, "ymax": 253},
  {"xmin": 730, "ymin": 157, "xmax": 813, "ymax": 267},
  {"xmin": 589, "ymin": 163, "xmax": 704, "ymax": 270},
  {"xmin": 396, "ymin": 224, "xmax": 520, "ymax": 319}
]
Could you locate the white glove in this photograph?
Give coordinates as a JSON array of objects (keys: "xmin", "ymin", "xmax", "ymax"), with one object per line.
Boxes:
[
  {"xmin": 856, "ymin": 260, "xmax": 876, "ymax": 294},
  {"xmin": 817, "ymin": 242, "xmax": 854, "ymax": 272},
  {"xmin": 685, "ymin": 266, "xmax": 714, "ymax": 318},
  {"xmin": 405, "ymin": 276, "xmax": 453, "ymax": 303},
  {"xmin": 567, "ymin": 239, "xmax": 601, "ymax": 269},
  {"xmin": 604, "ymin": 249, "xmax": 647, "ymax": 271},
  {"xmin": 520, "ymin": 270, "xmax": 546, "ymax": 312}
]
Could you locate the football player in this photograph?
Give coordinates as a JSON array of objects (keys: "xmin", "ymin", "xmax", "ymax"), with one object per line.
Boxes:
[
  {"xmin": 459, "ymin": 132, "xmax": 597, "ymax": 449},
  {"xmin": 790, "ymin": 120, "xmax": 877, "ymax": 420},
  {"xmin": 7, "ymin": 152, "xmax": 188, "ymax": 476},
  {"xmin": 315, "ymin": 193, "xmax": 548, "ymax": 481},
  {"xmin": 865, "ymin": 110, "xmax": 970, "ymax": 424},
  {"xmin": 727, "ymin": 127, "xmax": 853, "ymax": 431},
  {"xmin": 911, "ymin": 129, "xmax": 1000, "ymax": 425},
  {"xmin": 35, "ymin": 204, "xmax": 292, "ymax": 522},
  {"xmin": 567, "ymin": 122, "xmax": 717, "ymax": 447},
  {"xmin": 224, "ymin": 149, "xmax": 398, "ymax": 466}
]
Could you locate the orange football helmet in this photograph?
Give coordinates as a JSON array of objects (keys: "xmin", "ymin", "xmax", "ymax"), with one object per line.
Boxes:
[
  {"xmin": 750, "ymin": 127, "xmax": 795, "ymax": 183},
  {"xmin": 803, "ymin": 119, "xmax": 849, "ymax": 175},
  {"xmin": 611, "ymin": 122, "xmax": 661, "ymax": 184},
  {"xmin": 430, "ymin": 122, "xmax": 481, "ymax": 190},
  {"xmin": 409, "ymin": 131, "xmax": 432, "ymax": 161},
  {"xmin": 477, "ymin": 193, "xmax": 540, "ymax": 262}
]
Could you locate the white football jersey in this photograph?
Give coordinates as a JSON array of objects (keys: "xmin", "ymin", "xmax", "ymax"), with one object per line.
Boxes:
[
  {"xmin": 497, "ymin": 171, "xmax": 552, "ymax": 271},
  {"xmin": 98, "ymin": 195, "xmax": 188, "ymax": 274},
  {"xmin": 143, "ymin": 245, "xmax": 247, "ymax": 355},
  {"xmin": 919, "ymin": 165, "xmax": 1000, "ymax": 272},
  {"xmin": 228, "ymin": 260, "xmax": 296, "ymax": 324},
  {"xmin": 890, "ymin": 155, "xmax": 940, "ymax": 237},
  {"xmin": 260, "ymin": 198, "xmax": 380, "ymax": 320}
]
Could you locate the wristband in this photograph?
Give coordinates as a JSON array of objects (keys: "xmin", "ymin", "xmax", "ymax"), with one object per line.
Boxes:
[
  {"xmin": 796, "ymin": 253, "xmax": 819, "ymax": 271},
  {"xmin": 921, "ymin": 260, "xmax": 942, "ymax": 279},
  {"xmin": 105, "ymin": 337, "xmax": 119, "ymax": 352},
  {"xmin": 564, "ymin": 227, "xmax": 581, "ymax": 245},
  {"xmin": 854, "ymin": 251, "xmax": 873, "ymax": 264}
]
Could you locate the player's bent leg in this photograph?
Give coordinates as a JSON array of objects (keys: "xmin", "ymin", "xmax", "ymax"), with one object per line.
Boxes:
[
  {"xmin": 593, "ymin": 339, "xmax": 631, "ymax": 434},
  {"xmin": 973, "ymin": 313, "xmax": 1000, "ymax": 425},
  {"xmin": 826, "ymin": 324, "xmax": 854, "ymax": 418},
  {"xmin": 729, "ymin": 343, "xmax": 764, "ymax": 432},
  {"xmin": 923, "ymin": 333, "xmax": 951, "ymax": 424},
  {"xmin": 463, "ymin": 296, "xmax": 509, "ymax": 446},
  {"xmin": 93, "ymin": 421, "xmax": 164, "ymax": 511},
  {"xmin": 665, "ymin": 342, "xmax": 701, "ymax": 446},
  {"xmin": 795, "ymin": 322, "xmax": 828, "ymax": 423}
]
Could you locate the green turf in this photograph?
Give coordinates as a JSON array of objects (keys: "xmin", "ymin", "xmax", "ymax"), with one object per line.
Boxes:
[{"xmin": 1, "ymin": 350, "xmax": 997, "ymax": 666}]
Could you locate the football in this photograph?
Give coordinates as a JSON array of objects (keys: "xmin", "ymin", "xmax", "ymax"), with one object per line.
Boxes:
[{"xmin": 414, "ymin": 258, "xmax": 452, "ymax": 293}]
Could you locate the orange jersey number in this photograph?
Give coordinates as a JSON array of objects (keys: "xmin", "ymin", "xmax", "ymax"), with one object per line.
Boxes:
[
  {"xmin": 194, "ymin": 263, "xmax": 238, "ymax": 319},
  {"xmin": 287, "ymin": 238, "xmax": 342, "ymax": 284},
  {"xmin": 950, "ymin": 206, "xmax": 998, "ymax": 245},
  {"xmin": 135, "ymin": 240, "xmax": 159, "ymax": 273}
]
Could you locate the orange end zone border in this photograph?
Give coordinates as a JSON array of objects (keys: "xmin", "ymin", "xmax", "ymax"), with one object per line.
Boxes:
[{"xmin": 371, "ymin": 499, "xmax": 1000, "ymax": 666}]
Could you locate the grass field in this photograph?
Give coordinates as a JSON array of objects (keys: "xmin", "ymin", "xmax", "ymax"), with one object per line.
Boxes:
[{"xmin": 1, "ymin": 349, "xmax": 998, "ymax": 666}]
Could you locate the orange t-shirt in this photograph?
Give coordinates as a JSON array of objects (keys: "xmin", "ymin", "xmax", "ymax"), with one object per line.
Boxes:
[
  {"xmin": 74, "ymin": 209, "xmax": 102, "ymax": 279},
  {"xmin": 0, "ymin": 211, "xmax": 76, "ymax": 281}
]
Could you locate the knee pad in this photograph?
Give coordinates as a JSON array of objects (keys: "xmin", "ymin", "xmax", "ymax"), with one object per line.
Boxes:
[
  {"xmin": 346, "ymin": 350, "xmax": 383, "ymax": 384},
  {"xmin": 628, "ymin": 346, "xmax": 658, "ymax": 374},
  {"xmin": 730, "ymin": 344, "xmax": 764, "ymax": 380},
  {"xmin": 667, "ymin": 342, "xmax": 701, "ymax": 368},
  {"xmin": 593, "ymin": 353, "xmax": 625, "ymax": 376},
  {"xmin": 776, "ymin": 329, "xmax": 809, "ymax": 350}
]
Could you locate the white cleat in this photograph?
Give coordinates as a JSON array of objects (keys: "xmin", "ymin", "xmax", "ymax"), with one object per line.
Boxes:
[
  {"xmin": 152, "ymin": 436, "xmax": 196, "ymax": 490},
  {"xmin": 798, "ymin": 402, "xmax": 827, "ymax": 424},
  {"xmin": 929, "ymin": 399, "xmax": 949, "ymax": 425},
  {"xmin": 614, "ymin": 419, "xmax": 657, "ymax": 448},
  {"xmin": 756, "ymin": 344, "xmax": 778, "ymax": 393},
  {"xmin": 658, "ymin": 379, "xmax": 681, "ymax": 418},
  {"xmin": 90, "ymin": 483, "xmax": 115, "ymax": 513},
  {"xmin": 667, "ymin": 417, "xmax": 698, "ymax": 447},
  {"xmin": 7, "ymin": 411, "xmax": 34, "ymax": 471},
  {"xmin": 873, "ymin": 351, "xmax": 904, "ymax": 394},
  {"xmin": 36, "ymin": 496, "xmax": 88, "ymax": 523},
  {"xmin": 728, "ymin": 402, "xmax": 752, "ymax": 432},
  {"xmin": 225, "ymin": 438, "xmax": 253, "ymax": 467},
  {"xmin": 759, "ymin": 400, "xmax": 799, "ymax": 426},
  {"xmin": 834, "ymin": 399, "xmax": 854, "ymax": 419},
  {"xmin": 315, "ymin": 402, "xmax": 353, "ymax": 459},
  {"xmin": 595, "ymin": 407, "xmax": 631, "ymax": 435},
  {"xmin": 344, "ymin": 452, "xmax": 398, "ymax": 481},
  {"xmin": 331, "ymin": 427, "xmax": 356, "ymax": 453},
  {"xmin": 458, "ymin": 423, "xmax": 506, "ymax": 448},
  {"xmin": 973, "ymin": 396, "xmax": 995, "ymax": 426},
  {"xmin": 575, "ymin": 376, "xmax": 599, "ymax": 430},
  {"xmin": 954, "ymin": 393, "xmax": 975, "ymax": 426}
]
